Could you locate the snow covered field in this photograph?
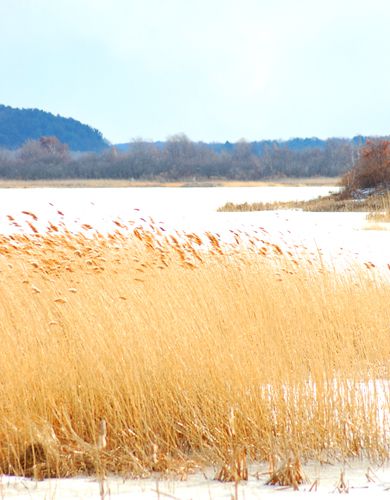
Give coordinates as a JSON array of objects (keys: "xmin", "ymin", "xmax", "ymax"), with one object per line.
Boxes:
[
  {"xmin": 2, "ymin": 460, "xmax": 390, "ymax": 499},
  {"xmin": 0, "ymin": 185, "xmax": 388, "ymax": 271}
]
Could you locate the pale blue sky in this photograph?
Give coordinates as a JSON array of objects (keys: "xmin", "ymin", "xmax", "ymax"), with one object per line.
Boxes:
[{"xmin": 1, "ymin": 0, "xmax": 390, "ymax": 143}]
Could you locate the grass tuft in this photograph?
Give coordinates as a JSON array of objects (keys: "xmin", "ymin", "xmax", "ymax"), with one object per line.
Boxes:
[{"xmin": 266, "ymin": 457, "xmax": 306, "ymax": 490}]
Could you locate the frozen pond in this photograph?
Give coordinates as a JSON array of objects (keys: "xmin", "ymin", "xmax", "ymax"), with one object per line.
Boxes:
[
  {"xmin": 0, "ymin": 185, "xmax": 388, "ymax": 271},
  {"xmin": 0, "ymin": 185, "xmax": 335, "ymax": 226}
]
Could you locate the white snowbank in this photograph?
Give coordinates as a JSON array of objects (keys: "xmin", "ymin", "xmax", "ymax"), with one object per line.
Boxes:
[{"xmin": 2, "ymin": 460, "xmax": 390, "ymax": 499}]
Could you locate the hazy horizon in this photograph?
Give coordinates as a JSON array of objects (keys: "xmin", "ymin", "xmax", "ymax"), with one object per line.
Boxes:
[{"xmin": 1, "ymin": 0, "xmax": 390, "ymax": 143}]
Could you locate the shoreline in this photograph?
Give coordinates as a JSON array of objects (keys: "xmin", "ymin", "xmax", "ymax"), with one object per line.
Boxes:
[{"xmin": 0, "ymin": 177, "xmax": 341, "ymax": 189}]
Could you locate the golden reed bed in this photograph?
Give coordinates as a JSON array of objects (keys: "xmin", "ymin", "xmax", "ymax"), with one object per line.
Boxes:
[{"xmin": 0, "ymin": 213, "xmax": 389, "ymax": 480}]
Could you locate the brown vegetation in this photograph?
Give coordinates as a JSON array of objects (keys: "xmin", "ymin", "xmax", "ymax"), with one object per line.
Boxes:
[
  {"xmin": 343, "ymin": 140, "xmax": 390, "ymax": 194},
  {"xmin": 266, "ymin": 457, "xmax": 306, "ymax": 490},
  {"xmin": 0, "ymin": 177, "xmax": 341, "ymax": 189},
  {"xmin": 218, "ymin": 192, "xmax": 390, "ymax": 212},
  {"xmin": 366, "ymin": 193, "xmax": 390, "ymax": 223},
  {"xmin": 0, "ymin": 217, "xmax": 389, "ymax": 480}
]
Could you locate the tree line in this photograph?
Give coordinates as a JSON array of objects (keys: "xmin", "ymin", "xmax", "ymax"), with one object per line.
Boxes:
[{"xmin": 0, "ymin": 133, "xmax": 372, "ymax": 181}]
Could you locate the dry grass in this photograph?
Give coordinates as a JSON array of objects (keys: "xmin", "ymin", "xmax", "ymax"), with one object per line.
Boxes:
[
  {"xmin": 0, "ymin": 217, "xmax": 389, "ymax": 480},
  {"xmin": 0, "ymin": 179, "xmax": 187, "ymax": 189},
  {"xmin": 363, "ymin": 223, "xmax": 390, "ymax": 231},
  {"xmin": 214, "ymin": 177, "xmax": 340, "ymax": 188},
  {"xmin": 218, "ymin": 191, "xmax": 390, "ymax": 213},
  {"xmin": 218, "ymin": 194, "xmax": 355, "ymax": 212},
  {"xmin": 0, "ymin": 177, "xmax": 340, "ymax": 189},
  {"xmin": 266, "ymin": 457, "xmax": 306, "ymax": 490},
  {"xmin": 367, "ymin": 193, "xmax": 390, "ymax": 222}
]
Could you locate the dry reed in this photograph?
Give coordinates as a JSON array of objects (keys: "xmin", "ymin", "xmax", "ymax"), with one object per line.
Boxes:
[
  {"xmin": 0, "ymin": 215, "xmax": 389, "ymax": 479},
  {"xmin": 218, "ymin": 191, "xmax": 390, "ymax": 213},
  {"xmin": 266, "ymin": 457, "xmax": 306, "ymax": 490},
  {"xmin": 367, "ymin": 193, "xmax": 390, "ymax": 222}
]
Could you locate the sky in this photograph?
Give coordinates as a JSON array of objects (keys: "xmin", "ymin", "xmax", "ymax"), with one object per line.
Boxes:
[{"xmin": 1, "ymin": 0, "xmax": 390, "ymax": 144}]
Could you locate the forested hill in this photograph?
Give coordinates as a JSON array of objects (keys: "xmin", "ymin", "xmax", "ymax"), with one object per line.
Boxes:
[{"xmin": 0, "ymin": 105, "xmax": 108, "ymax": 152}]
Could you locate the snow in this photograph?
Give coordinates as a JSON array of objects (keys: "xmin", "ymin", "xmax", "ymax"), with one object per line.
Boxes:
[
  {"xmin": 2, "ymin": 461, "xmax": 390, "ymax": 499},
  {"xmin": 0, "ymin": 186, "xmax": 337, "ymax": 235},
  {"xmin": 1, "ymin": 185, "xmax": 388, "ymax": 272}
]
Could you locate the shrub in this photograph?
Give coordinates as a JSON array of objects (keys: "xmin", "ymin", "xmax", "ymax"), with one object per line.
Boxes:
[{"xmin": 342, "ymin": 140, "xmax": 390, "ymax": 193}]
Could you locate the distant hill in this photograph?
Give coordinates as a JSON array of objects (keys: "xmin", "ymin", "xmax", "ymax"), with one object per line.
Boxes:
[{"xmin": 0, "ymin": 105, "xmax": 109, "ymax": 152}]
